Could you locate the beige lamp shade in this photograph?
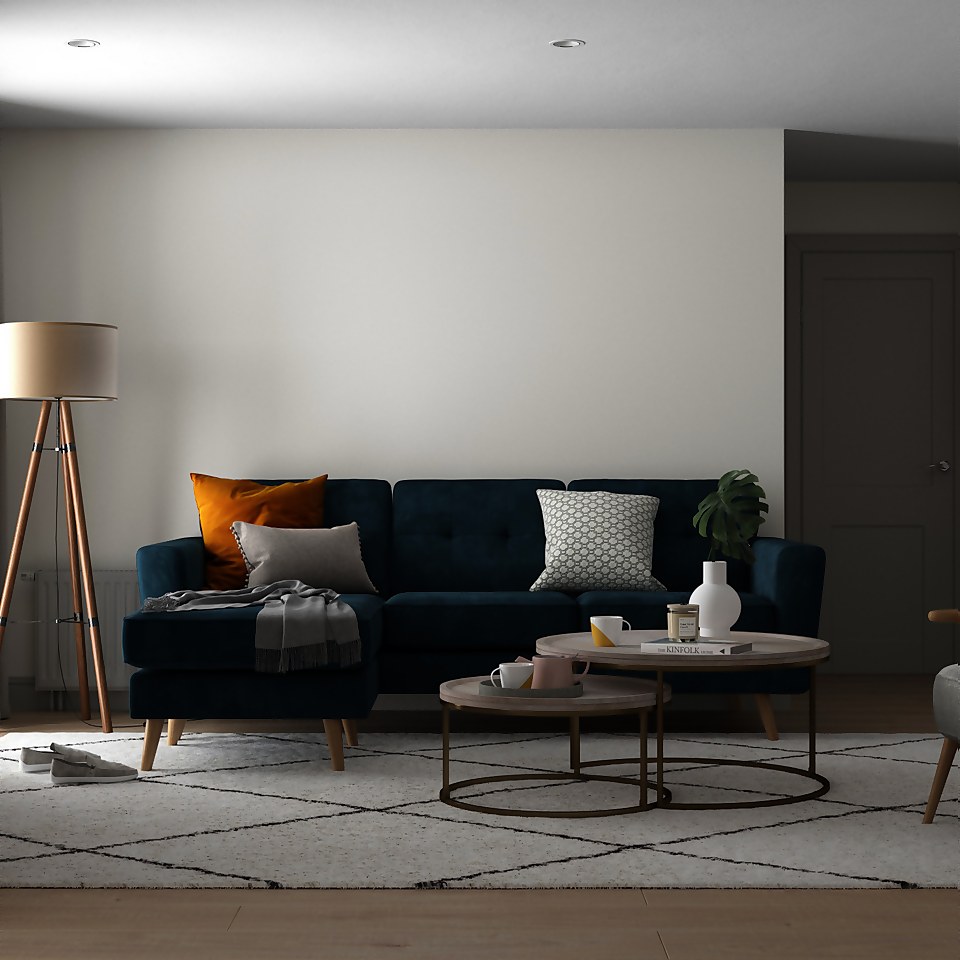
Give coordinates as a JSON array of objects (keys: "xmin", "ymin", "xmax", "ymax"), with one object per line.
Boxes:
[{"xmin": 0, "ymin": 322, "xmax": 118, "ymax": 400}]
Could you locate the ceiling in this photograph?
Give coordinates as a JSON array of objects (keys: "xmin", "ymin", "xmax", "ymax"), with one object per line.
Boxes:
[{"xmin": 1, "ymin": 0, "xmax": 958, "ymax": 180}]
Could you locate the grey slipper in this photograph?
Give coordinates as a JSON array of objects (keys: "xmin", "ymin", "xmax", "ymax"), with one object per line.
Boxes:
[
  {"xmin": 22, "ymin": 742, "xmax": 104, "ymax": 773},
  {"xmin": 20, "ymin": 747, "xmax": 57, "ymax": 773},
  {"xmin": 50, "ymin": 757, "xmax": 138, "ymax": 785},
  {"xmin": 50, "ymin": 742, "xmax": 105, "ymax": 764}
]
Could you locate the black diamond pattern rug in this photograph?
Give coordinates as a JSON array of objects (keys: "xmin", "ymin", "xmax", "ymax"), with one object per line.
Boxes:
[{"xmin": 1, "ymin": 731, "xmax": 955, "ymax": 888}]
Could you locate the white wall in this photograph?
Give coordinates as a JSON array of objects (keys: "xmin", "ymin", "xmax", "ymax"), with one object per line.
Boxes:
[
  {"xmin": 785, "ymin": 182, "xmax": 960, "ymax": 234},
  {"xmin": 0, "ymin": 129, "xmax": 784, "ymax": 675}
]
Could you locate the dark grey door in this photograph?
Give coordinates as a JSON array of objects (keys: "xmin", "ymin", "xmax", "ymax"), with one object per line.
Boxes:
[{"xmin": 787, "ymin": 239, "xmax": 958, "ymax": 673}]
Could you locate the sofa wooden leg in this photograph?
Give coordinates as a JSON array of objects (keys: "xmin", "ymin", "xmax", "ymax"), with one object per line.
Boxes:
[
  {"xmin": 323, "ymin": 719, "xmax": 345, "ymax": 771},
  {"xmin": 923, "ymin": 736, "xmax": 958, "ymax": 824},
  {"xmin": 754, "ymin": 693, "xmax": 779, "ymax": 741},
  {"xmin": 342, "ymin": 718, "xmax": 359, "ymax": 747},
  {"xmin": 167, "ymin": 719, "xmax": 186, "ymax": 746},
  {"xmin": 142, "ymin": 719, "xmax": 163, "ymax": 770}
]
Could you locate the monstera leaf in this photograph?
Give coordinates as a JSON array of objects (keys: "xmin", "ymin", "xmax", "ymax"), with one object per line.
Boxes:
[{"xmin": 693, "ymin": 469, "xmax": 769, "ymax": 564}]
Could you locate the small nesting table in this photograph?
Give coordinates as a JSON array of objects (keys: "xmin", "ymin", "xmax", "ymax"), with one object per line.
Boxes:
[{"xmin": 438, "ymin": 674, "xmax": 670, "ymax": 818}]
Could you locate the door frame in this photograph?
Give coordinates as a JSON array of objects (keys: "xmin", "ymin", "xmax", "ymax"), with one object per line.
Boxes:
[{"xmin": 784, "ymin": 234, "xmax": 960, "ymax": 543}]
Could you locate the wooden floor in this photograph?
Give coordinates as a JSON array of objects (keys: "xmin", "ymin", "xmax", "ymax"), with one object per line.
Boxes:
[
  {"xmin": 2, "ymin": 674, "xmax": 957, "ymax": 959},
  {"xmin": 1, "ymin": 889, "xmax": 957, "ymax": 960}
]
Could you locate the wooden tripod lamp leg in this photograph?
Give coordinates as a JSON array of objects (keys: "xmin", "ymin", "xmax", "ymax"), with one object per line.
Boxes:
[
  {"xmin": 59, "ymin": 405, "xmax": 92, "ymax": 721},
  {"xmin": 0, "ymin": 402, "xmax": 53, "ymax": 657},
  {"xmin": 59, "ymin": 401, "xmax": 113, "ymax": 734}
]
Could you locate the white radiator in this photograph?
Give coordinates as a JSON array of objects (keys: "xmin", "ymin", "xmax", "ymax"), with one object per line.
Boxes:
[{"xmin": 34, "ymin": 570, "xmax": 140, "ymax": 692}]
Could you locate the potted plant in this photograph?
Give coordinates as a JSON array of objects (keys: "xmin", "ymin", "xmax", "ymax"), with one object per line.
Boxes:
[
  {"xmin": 690, "ymin": 470, "xmax": 769, "ymax": 638},
  {"xmin": 693, "ymin": 469, "xmax": 769, "ymax": 563}
]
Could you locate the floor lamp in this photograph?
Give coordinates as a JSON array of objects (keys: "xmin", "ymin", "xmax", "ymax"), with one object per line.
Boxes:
[{"xmin": 0, "ymin": 322, "xmax": 119, "ymax": 733}]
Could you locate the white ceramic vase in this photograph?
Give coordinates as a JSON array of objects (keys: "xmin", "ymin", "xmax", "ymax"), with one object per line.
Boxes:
[{"xmin": 689, "ymin": 560, "xmax": 741, "ymax": 639}]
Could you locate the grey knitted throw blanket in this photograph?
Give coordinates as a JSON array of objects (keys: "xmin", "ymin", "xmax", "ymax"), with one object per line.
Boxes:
[{"xmin": 141, "ymin": 580, "xmax": 361, "ymax": 673}]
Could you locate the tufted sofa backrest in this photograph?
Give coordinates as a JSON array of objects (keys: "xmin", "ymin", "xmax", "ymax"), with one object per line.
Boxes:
[
  {"xmin": 391, "ymin": 479, "xmax": 564, "ymax": 592},
  {"xmin": 323, "ymin": 479, "xmax": 394, "ymax": 595},
  {"xmin": 255, "ymin": 477, "xmax": 745, "ymax": 595}
]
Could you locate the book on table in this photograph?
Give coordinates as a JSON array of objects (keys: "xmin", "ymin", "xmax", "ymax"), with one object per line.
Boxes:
[{"xmin": 630, "ymin": 638, "xmax": 753, "ymax": 655}]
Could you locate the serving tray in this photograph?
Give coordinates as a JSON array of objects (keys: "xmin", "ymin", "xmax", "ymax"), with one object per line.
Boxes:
[{"xmin": 477, "ymin": 679, "xmax": 584, "ymax": 698}]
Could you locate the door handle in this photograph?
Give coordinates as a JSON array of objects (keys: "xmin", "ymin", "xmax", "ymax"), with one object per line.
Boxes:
[{"xmin": 928, "ymin": 460, "xmax": 951, "ymax": 472}]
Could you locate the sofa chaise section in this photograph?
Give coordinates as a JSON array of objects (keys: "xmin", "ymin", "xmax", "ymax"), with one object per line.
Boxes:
[{"xmin": 122, "ymin": 479, "xmax": 392, "ymax": 770}]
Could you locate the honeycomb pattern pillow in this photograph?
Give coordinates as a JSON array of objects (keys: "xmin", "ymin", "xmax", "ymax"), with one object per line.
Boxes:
[
  {"xmin": 191, "ymin": 473, "xmax": 327, "ymax": 590},
  {"xmin": 530, "ymin": 489, "xmax": 666, "ymax": 592}
]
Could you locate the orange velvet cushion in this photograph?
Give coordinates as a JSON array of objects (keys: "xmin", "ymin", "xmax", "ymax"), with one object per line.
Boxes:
[{"xmin": 191, "ymin": 473, "xmax": 327, "ymax": 590}]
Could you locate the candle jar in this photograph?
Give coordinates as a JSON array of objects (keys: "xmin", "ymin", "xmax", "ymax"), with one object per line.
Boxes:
[{"xmin": 667, "ymin": 603, "xmax": 700, "ymax": 641}]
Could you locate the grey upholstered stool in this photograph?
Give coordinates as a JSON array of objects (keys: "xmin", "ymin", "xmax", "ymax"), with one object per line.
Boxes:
[{"xmin": 923, "ymin": 662, "xmax": 960, "ymax": 823}]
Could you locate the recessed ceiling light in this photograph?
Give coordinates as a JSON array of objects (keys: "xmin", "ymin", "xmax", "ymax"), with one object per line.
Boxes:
[
  {"xmin": 67, "ymin": 39, "xmax": 100, "ymax": 48},
  {"xmin": 551, "ymin": 39, "xmax": 585, "ymax": 48}
]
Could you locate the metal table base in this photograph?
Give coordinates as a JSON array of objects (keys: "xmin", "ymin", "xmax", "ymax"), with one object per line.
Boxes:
[
  {"xmin": 578, "ymin": 668, "xmax": 829, "ymax": 810},
  {"xmin": 439, "ymin": 702, "xmax": 671, "ymax": 818}
]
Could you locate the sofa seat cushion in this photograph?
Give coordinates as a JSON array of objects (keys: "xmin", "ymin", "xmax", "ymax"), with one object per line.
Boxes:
[
  {"xmin": 384, "ymin": 591, "xmax": 578, "ymax": 653},
  {"xmin": 575, "ymin": 591, "xmax": 778, "ymax": 633},
  {"xmin": 123, "ymin": 594, "xmax": 383, "ymax": 671},
  {"xmin": 378, "ymin": 651, "xmax": 531, "ymax": 694}
]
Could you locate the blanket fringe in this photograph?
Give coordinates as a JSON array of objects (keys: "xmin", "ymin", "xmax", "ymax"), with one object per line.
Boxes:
[{"xmin": 256, "ymin": 643, "xmax": 361, "ymax": 674}]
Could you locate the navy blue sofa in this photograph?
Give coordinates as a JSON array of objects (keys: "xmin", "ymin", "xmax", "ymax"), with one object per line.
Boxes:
[{"xmin": 123, "ymin": 478, "xmax": 825, "ymax": 769}]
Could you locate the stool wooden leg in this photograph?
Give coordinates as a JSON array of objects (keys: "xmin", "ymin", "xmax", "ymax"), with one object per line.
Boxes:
[
  {"xmin": 754, "ymin": 693, "xmax": 780, "ymax": 741},
  {"xmin": 923, "ymin": 736, "xmax": 958, "ymax": 824},
  {"xmin": 167, "ymin": 719, "xmax": 186, "ymax": 746},
  {"xmin": 341, "ymin": 719, "xmax": 359, "ymax": 747},
  {"xmin": 323, "ymin": 719, "xmax": 345, "ymax": 772},
  {"xmin": 141, "ymin": 720, "xmax": 164, "ymax": 771}
]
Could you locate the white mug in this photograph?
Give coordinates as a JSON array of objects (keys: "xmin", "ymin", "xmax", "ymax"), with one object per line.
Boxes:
[
  {"xmin": 590, "ymin": 615, "xmax": 632, "ymax": 647},
  {"xmin": 490, "ymin": 662, "xmax": 535, "ymax": 689}
]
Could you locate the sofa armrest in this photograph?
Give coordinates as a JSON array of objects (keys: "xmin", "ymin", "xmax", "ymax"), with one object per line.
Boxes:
[
  {"xmin": 136, "ymin": 537, "xmax": 205, "ymax": 603},
  {"xmin": 750, "ymin": 536, "xmax": 826, "ymax": 639}
]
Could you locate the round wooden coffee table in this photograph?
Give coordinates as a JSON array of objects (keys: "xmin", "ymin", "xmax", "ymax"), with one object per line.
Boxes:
[
  {"xmin": 536, "ymin": 630, "xmax": 831, "ymax": 810},
  {"xmin": 438, "ymin": 674, "xmax": 671, "ymax": 818}
]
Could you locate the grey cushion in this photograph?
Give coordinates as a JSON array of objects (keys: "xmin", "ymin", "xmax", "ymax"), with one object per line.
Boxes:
[
  {"xmin": 231, "ymin": 521, "xmax": 378, "ymax": 594},
  {"xmin": 530, "ymin": 489, "xmax": 666, "ymax": 593},
  {"xmin": 933, "ymin": 663, "xmax": 960, "ymax": 739}
]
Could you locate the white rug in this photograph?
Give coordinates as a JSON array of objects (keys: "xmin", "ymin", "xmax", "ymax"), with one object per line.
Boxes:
[{"xmin": 1, "ymin": 729, "xmax": 956, "ymax": 889}]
